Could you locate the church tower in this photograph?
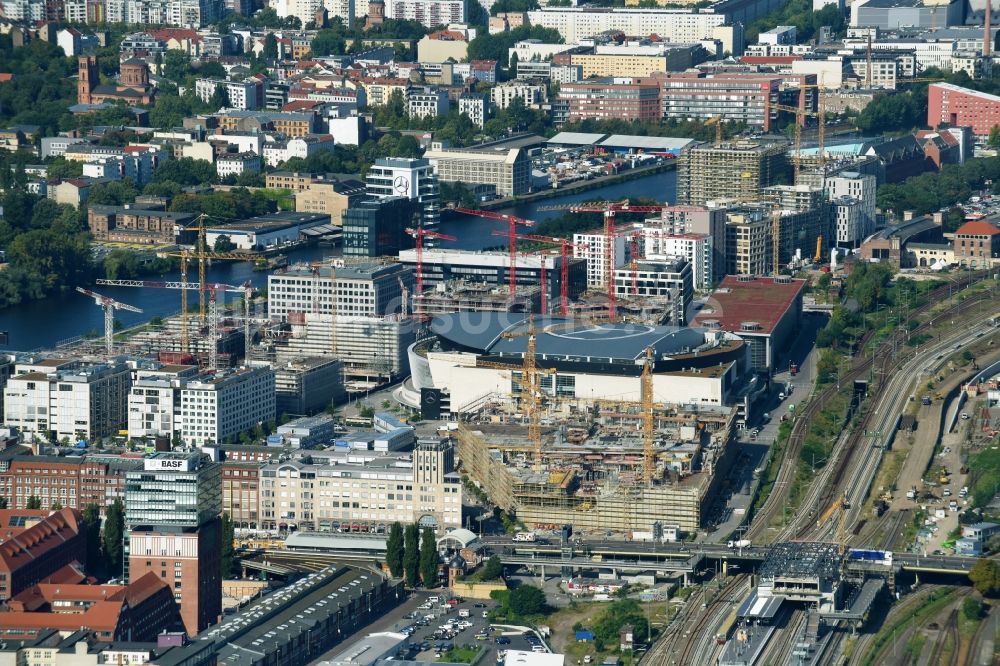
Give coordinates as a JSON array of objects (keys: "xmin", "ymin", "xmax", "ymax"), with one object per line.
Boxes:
[{"xmin": 78, "ymin": 55, "xmax": 97, "ymax": 105}]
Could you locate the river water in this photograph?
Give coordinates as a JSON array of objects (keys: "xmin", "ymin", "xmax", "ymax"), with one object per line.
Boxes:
[{"xmin": 0, "ymin": 169, "xmax": 677, "ymax": 350}]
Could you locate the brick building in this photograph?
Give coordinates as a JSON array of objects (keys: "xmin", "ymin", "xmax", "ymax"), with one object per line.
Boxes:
[
  {"xmin": 558, "ymin": 78, "xmax": 661, "ymax": 122},
  {"xmin": 0, "ymin": 508, "xmax": 86, "ymax": 602},
  {"xmin": 927, "ymin": 82, "xmax": 1000, "ymax": 137},
  {"xmin": 88, "ymin": 205, "xmax": 197, "ymax": 245},
  {"xmin": 953, "ymin": 219, "xmax": 1000, "ymax": 267},
  {"xmin": 0, "ymin": 454, "xmax": 143, "ymax": 516}
]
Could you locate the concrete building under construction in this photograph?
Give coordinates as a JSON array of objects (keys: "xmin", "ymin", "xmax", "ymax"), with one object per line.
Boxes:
[
  {"xmin": 412, "ymin": 282, "xmax": 542, "ymax": 317},
  {"xmin": 455, "ymin": 400, "xmax": 738, "ymax": 533},
  {"xmin": 677, "ymin": 141, "xmax": 789, "ymax": 206}
]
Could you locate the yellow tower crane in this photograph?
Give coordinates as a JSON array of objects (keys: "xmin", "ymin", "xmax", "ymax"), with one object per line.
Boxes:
[
  {"xmin": 816, "ymin": 493, "xmax": 850, "ymax": 555},
  {"xmin": 704, "ymin": 115, "xmax": 724, "ymax": 146}
]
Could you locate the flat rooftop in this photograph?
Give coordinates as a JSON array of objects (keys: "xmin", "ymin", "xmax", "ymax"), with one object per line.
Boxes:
[{"xmin": 692, "ymin": 276, "xmax": 805, "ymax": 336}]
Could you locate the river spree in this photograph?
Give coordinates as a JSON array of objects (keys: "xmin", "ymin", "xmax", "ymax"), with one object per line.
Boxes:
[{"xmin": 0, "ymin": 168, "xmax": 677, "ymax": 350}]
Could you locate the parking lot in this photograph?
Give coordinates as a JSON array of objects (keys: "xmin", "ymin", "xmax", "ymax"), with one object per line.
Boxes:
[{"xmin": 389, "ymin": 595, "xmax": 549, "ymax": 664}]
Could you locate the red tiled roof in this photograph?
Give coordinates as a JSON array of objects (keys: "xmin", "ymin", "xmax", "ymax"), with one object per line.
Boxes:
[
  {"xmin": 693, "ymin": 276, "xmax": 806, "ymax": 335},
  {"xmin": 146, "ymin": 28, "xmax": 202, "ymax": 43},
  {"xmin": 0, "ymin": 509, "xmax": 51, "ymax": 541},
  {"xmin": 0, "ymin": 508, "xmax": 83, "ymax": 569},
  {"xmin": 283, "ymin": 100, "xmax": 321, "ymax": 112},
  {"xmin": 956, "ymin": 220, "xmax": 1000, "ymax": 236},
  {"xmin": 0, "ymin": 73, "xmax": 13, "ymax": 82}
]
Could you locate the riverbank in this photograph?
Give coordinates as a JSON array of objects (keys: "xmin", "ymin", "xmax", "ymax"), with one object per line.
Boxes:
[{"xmin": 475, "ymin": 159, "xmax": 676, "ymax": 212}]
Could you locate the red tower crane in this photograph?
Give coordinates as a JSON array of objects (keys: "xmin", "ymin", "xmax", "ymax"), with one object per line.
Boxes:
[
  {"xmin": 491, "ymin": 232, "xmax": 590, "ymax": 316},
  {"xmin": 454, "ymin": 208, "xmax": 535, "ymax": 298},
  {"xmin": 405, "ymin": 227, "xmax": 457, "ymax": 296},
  {"xmin": 568, "ymin": 202, "xmax": 665, "ymax": 322}
]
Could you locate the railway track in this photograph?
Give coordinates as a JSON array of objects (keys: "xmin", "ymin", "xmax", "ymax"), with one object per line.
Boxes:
[{"xmin": 788, "ymin": 283, "xmax": 994, "ymax": 544}]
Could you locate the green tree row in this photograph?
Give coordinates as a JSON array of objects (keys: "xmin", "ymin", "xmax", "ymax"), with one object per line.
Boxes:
[{"xmin": 386, "ymin": 521, "xmax": 441, "ymax": 587}]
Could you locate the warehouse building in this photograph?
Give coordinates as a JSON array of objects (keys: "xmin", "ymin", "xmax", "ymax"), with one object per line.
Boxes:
[{"xmin": 204, "ymin": 212, "xmax": 330, "ymax": 250}]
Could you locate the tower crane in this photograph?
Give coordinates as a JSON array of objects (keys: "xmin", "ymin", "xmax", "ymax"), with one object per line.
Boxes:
[
  {"xmin": 816, "ymin": 492, "xmax": 850, "ymax": 555},
  {"xmin": 75, "ymin": 287, "xmax": 143, "ymax": 356},
  {"xmin": 454, "ymin": 208, "xmax": 535, "ymax": 298},
  {"xmin": 704, "ymin": 115, "xmax": 724, "ymax": 146},
  {"xmin": 405, "ymin": 227, "xmax": 457, "ymax": 296},
  {"xmin": 96, "ymin": 279, "xmax": 253, "ymax": 370},
  {"xmin": 640, "ymin": 346, "xmax": 655, "ymax": 486},
  {"xmin": 491, "ymin": 232, "xmax": 591, "ymax": 316},
  {"xmin": 567, "ymin": 202, "xmax": 665, "ymax": 322}
]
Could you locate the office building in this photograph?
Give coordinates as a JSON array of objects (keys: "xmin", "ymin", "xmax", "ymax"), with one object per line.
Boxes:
[
  {"xmin": 0, "ymin": 455, "xmax": 143, "ymax": 516},
  {"xmin": 343, "ymin": 197, "xmax": 419, "ymax": 257},
  {"xmin": 259, "ymin": 437, "xmax": 462, "ymax": 532},
  {"xmin": 423, "ymin": 145, "xmax": 530, "ymax": 196},
  {"xmin": 0, "ymin": 509, "xmax": 86, "ymax": 602},
  {"xmin": 850, "ymin": 0, "xmax": 963, "ymax": 30},
  {"xmin": 274, "ymin": 356, "xmax": 345, "ymax": 415},
  {"xmin": 267, "ymin": 260, "xmax": 412, "ymax": 320},
  {"xmin": 274, "ymin": 413, "xmax": 337, "ymax": 449},
  {"xmin": 194, "ymin": 78, "xmax": 260, "ymax": 111},
  {"xmin": 693, "ymin": 275, "xmax": 805, "ymax": 371},
  {"xmin": 558, "ymin": 78, "xmax": 661, "ymax": 122},
  {"xmin": 927, "ymin": 82, "xmax": 1000, "ymax": 136},
  {"xmin": 3, "ymin": 359, "xmax": 131, "ymax": 442},
  {"xmin": 491, "ymin": 81, "xmax": 546, "ymax": 109},
  {"xmin": 398, "ymin": 247, "xmax": 586, "ymax": 303},
  {"xmin": 125, "ymin": 452, "xmax": 222, "ymax": 636},
  {"xmin": 407, "ymin": 87, "xmax": 450, "ymax": 118},
  {"xmin": 178, "ymin": 367, "xmax": 275, "ymax": 447},
  {"xmin": 295, "ymin": 179, "xmax": 366, "ymax": 222},
  {"xmin": 366, "ymin": 157, "xmax": 441, "ymax": 227},
  {"xmin": 613, "ymin": 257, "xmax": 693, "ymax": 324},
  {"xmin": 677, "ymin": 141, "xmax": 788, "ymax": 206},
  {"xmin": 724, "ymin": 207, "xmax": 772, "ymax": 276}
]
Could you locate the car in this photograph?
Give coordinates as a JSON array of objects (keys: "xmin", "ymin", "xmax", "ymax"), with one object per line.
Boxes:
[
  {"xmin": 475, "ymin": 633, "xmax": 488, "ymax": 641},
  {"xmin": 961, "ymin": 413, "xmax": 970, "ymax": 420},
  {"xmin": 584, "ymin": 657, "xmax": 593, "ymax": 664},
  {"xmin": 420, "ymin": 642, "xmax": 431, "ymax": 651},
  {"xmin": 531, "ymin": 646, "xmax": 546, "ymax": 653},
  {"xmin": 482, "ymin": 611, "xmax": 489, "ymax": 618},
  {"xmin": 495, "ymin": 637, "xmax": 511, "ymax": 645},
  {"xmin": 474, "ymin": 603, "xmax": 486, "ymax": 608}
]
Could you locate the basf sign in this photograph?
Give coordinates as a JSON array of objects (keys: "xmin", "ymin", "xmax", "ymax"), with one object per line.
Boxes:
[{"xmin": 144, "ymin": 455, "xmax": 194, "ymax": 472}]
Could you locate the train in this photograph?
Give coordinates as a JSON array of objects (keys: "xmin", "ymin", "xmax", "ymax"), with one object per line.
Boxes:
[{"xmin": 847, "ymin": 548, "xmax": 893, "ymax": 566}]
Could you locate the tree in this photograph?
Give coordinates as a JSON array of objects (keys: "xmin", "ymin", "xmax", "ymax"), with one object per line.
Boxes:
[
  {"xmin": 82, "ymin": 503, "xmax": 102, "ymax": 572},
  {"xmin": 0, "ymin": 496, "xmax": 7, "ymax": 508},
  {"xmin": 221, "ymin": 512, "xmax": 235, "ymax": 578},
  {"xmin": 162, "ymin": 50, "xmax": 193, "ymax": 83},
  {"xmin": 969, "ymin": 558, "xmax": 1000, "ymax": 596},
  {"xmin": 990, "ymin": 125, "xmax": 1000, "ymax": 149},
  {"xmin": 481, "ymin": 555, "xmax": 503, "ymax": 581},
  {"xmin": 263, "ymin": 33, "xmax": 279, "ymax": 60},
  {"xmin": 419, "ymin": 526, "xmax": 438, "ymax": 587},
  {"xmin": 386, "ymin": 522, "xmax": 405, "ymax": 578},
  {"xmin": 209, "ymin": 83, "xmax": 230, "ymax": 110},
  {"xmin": 214, "ymin": 235, "xmax": 236, "ymax": 252},
  {"xmin": 50, "ymin": 501, "xmax": 63, "ymax": 510},
  {"xmin": 25, "ymin": 495, "xmax": 41, "ymax": 509},
  {"xmin": 509, "ymin": 585, "xmax": 546, "ymax": 616},
  {"xmin": 103, "ymin": 498, "xmax": 125, "ymax": 579},
  {"xmin": 403, "ymin": 523, "xmax": 420, "ymax": 586},
  {"xmin": 962, "ymin": 596, "xmax": 984, "ymax": 620}
]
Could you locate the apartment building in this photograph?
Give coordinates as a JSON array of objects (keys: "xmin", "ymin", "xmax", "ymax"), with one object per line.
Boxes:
[
  {"xmin": 677, "ymin": 141, "xmax": 789, "ymax": 206},
  {"xmin": 927, "ymin": 82, "xmax": 1000, "ymax": 136},
  {"xmin": 573, "ymin": 227, "xmax": 630, "ymax": 289},
  {"xmin": 724, "ymin": 207, "xmax": 772, "ymax": 275},
  {"xmin": 366, "ymin": 157, "xmax": 440, "ymax": 227},
  {"xmin": 88, "ymin": 206, "xmax": 196, "ymax": 245},
  {"xmin": 385, "ymin": 0, "xmax": 466, "ymax": 28},
  {"xmin": 3, "ymin": 359, "xmax": 131, "ymax": 442},
  {"xmin": 194, "ymin": 78, "xmax": 260, "ymax": 110},
  {"xmin": 490, "ymin": 81, "xmax": 546, "ymax": 109},
  {"xmin": 407, "ymin": 87, "xmax": 450, "ymax": 119},
  {"xmin": 458, "ymin": 92, "xmax": 488, "ymax": 127},
  {"xmin": 558, "ymin": 78, "xmax": 661, "ymax": 122},
  {"xmin": 423, "ymin": 145, "xmax": 530, "ymax": 196},
  {"xmin": 642, "ymin": 230, "xmax": 713, "ymax": 291},
  {"xmin": 825, "ymin": 171, "xmax": 876, "ymax": 247},
  {"xmin": 258, "ymin": 437, "xmax": 462, "ymax": 533},
  {"xmin": 222, "ymin": 460, "xmax": 262, "ymax": 531},
  {"xmin": 653, "ymin": 72, "xmax": 783, "ymax": 131},
  {"xmin": 176, "ymin": 367, "xmax": 275, "ymax": 447},
  {"xmin": 267, "ymin": 171, "xmax": 343, "ymax": 192},
  {"xmin": 216, "ymin": 152, "xmax": 261, "ymax": 178},
  {"xmin": 526, "ymin": 7, "xmax": 740, "ymax": 54},
  {"xmin": 267, "ymin": 261, "xmax": 412, "ymax": 320},
  {"xmin": 216, "ymin": 110, "xmax": 315, "ymax": 137},
  {"xmin": 0, "ymin": 454, "xmax": 143, "ymax": 515},
  {"xmin": 127, "ymin": 365, "xmax": 199, "ymax": 442},
  {"xmin": 125, "ymin": 452, "xmax": 222, "ymax": 636}
]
